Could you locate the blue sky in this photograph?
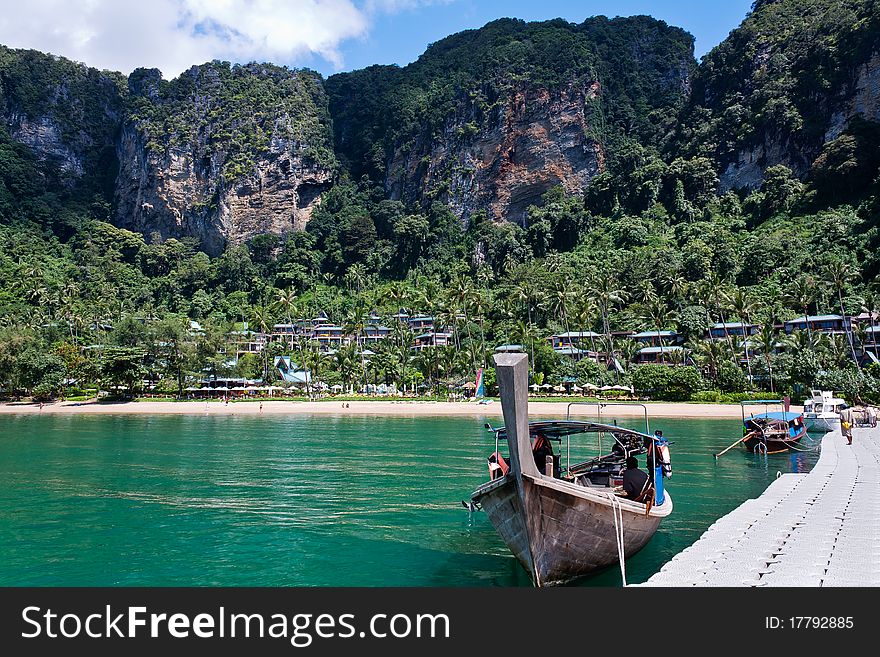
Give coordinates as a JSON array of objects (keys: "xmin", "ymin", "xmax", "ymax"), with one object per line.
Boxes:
[{"xmin": 0, "ymin": 1, "xmax": 755, "ymax": 79}]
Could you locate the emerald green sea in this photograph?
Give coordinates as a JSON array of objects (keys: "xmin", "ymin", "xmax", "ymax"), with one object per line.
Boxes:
[{"xmin": 0, "ymin": 414, "xmax": 820, "ymax": 586}]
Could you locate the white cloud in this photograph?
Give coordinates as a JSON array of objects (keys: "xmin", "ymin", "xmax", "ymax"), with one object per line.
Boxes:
[{"xmin": 0, "ymin": 0, "xmax": 448, "ymax": 78}]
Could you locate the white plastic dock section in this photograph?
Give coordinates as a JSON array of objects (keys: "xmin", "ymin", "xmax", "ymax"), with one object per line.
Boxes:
[{"xmin": 641, "ymin": 426, "xmax": 880, "ymax": 586}]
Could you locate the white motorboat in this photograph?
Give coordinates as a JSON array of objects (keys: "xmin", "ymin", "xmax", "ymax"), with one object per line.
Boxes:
[{"xmin": 802, "ymin": 390, "xmax": 847, "ymax": 433}]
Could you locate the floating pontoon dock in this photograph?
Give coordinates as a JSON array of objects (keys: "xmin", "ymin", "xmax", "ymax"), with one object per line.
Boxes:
[{"xmin": 640, "ymin": 426, "xmax": 880, "ymax": 586}]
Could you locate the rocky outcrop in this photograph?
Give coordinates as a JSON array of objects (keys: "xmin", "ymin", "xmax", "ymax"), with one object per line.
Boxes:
[
  {"xmin": 718, "ymin": 50, "xmax": 880, "ymax": 192},
  {"xmin": 0, "ymin": 47, "xmax": 124, "ymax": 192},
  {"xmin": 6, "ymin": 113, "xmax": 85, "ymax": 179},
  {"xmin": 826, "ymin": 51, "xmax": 880, "ymax": 141},
  {"xmin": 387, "ymin": 82, "xmax": 603, "ymax": 226},
  {"xmin": 115, "ymin": 122, "xmax": 333, "ymax": 256},
  {"xmin": 113, "ymin": 64, "xmax": 336, "ymax": 255}
]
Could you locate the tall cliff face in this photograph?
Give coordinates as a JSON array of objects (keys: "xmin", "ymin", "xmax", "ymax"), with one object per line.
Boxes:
[
  {"xmin": 0, "ymin": 45, "xmax": 124, "ymax": 199},
  {"xmin": 115, "ymin": 63, "xmax": 336, "ymax": 255},
  {"xmin": 677, "ymin": 0, "xmax": 880, "ymax": 191},
  {"xmin": 328, "ymin": 16, "xmax": 695, "ymax": 226},
  {"xmin": 386, "ymin": 82, "xmax": 603, "ymax": 225}
]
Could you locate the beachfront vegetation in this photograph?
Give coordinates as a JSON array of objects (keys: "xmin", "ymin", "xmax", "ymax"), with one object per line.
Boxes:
[{"xmin": 2, "ymin": 164, "xmax": 879, "ymax": 403}]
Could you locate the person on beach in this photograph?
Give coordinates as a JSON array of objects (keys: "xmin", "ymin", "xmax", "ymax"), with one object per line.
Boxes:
[
  {"xmin": 869, "ymin": 405, "xmax": 878, "ymax": 428},
  {"xmin": 259, "ymin": 401, "xmax": 263, "ymax": 413},
  {"xmin": 840, "ymin": 405, "xmax": 855, "ymax": 444}
]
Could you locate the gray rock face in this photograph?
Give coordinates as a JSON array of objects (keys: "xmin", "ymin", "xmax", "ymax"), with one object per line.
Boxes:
[
  {"xmin": 387, "ymin": 82, "xmax": 602, "ymax": 227},
  {"xmin": 719, "ymin": 49, "xmax": 880, "ymax": 192},
  {"xmin": 112, "ymin": 65, "xmax": 336, "ymax": 255},
  {"xmin": 114, "ymin": 122, "xmax": 333, "ymax": 256},
  {"xmin": 7, "ymin": 113, "xmax": 85, "ymax": 179}
]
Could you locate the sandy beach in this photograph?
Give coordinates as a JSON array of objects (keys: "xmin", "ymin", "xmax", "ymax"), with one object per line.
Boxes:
[{"xmin": 0, "ymin": 399, "xmax": 797, "ymax": 419}]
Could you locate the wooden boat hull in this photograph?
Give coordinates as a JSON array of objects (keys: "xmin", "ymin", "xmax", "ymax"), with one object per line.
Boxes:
[
  {"xmin": 743, "ymin": 429, "xmax": 806, "ymax": 454},
  {"xmin": 473, "ymin": 472, "xmax": 672, "ymax": 586}
]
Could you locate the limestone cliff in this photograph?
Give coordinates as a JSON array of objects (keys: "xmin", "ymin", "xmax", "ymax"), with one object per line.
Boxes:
[
  {"xmin": 114, "ymin": 63, "xmax": 336, "ymax": 255},
  {"xmin": 680, "ymin": 0, "xmax": 880, "ymax": 191},
  {"xmin": 328, "ymin": 16, "xmax": 695, "ymax": 227},
  {"xmin": 387, "ymin": 82, "xmax": 603, "ymax": 226},
  {"xmin": 0, "ymin": 45, "xmax": 123, "ymax": 195}
]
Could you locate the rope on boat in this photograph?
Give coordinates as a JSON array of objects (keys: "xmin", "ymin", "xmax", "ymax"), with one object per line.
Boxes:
[{"xmin": 609, "ymin": 494, "xmax": 627, "ymax": 587}]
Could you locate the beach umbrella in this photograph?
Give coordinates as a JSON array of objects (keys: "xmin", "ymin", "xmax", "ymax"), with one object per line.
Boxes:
[
  {"xmin": 571, "ymin": 385, "xmax": 582, "ymax": 392},
  {"xmin": 540, "ymin": 383, "xmax": 553, "ymax": 389},
  {"xmin": 462, "ymin": 381, "xmax": 477, "ymax": 390},
  {"xmin": 583, "ymin": 383, "xmax": 599, "ymax": 390},
  {"xmin": 600, "ymin": 385, "xmax": 614, "ymax": 391},
  {"xmin": 610, "ymin": 385, "xmax": 633, "ymax": 392},
  {"xmin": 529, "ymin": 384, "xmax": 540, "ymax": 390},
  {"xmin": 553, "ymin": 385, "xmax": 565, "ymax": 393},
  {"xmin": 331, "ymin": 384, "xmax": 344, "ymax": 391}
]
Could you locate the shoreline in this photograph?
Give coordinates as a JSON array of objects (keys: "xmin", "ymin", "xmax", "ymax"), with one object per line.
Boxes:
[{"xmin": 0, "ymin": 399, "xmax": 799, "ymax": 419}]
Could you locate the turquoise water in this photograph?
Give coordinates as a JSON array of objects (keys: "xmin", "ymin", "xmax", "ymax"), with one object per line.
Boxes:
[{"xmin": 0, "ymin": 414, "xmax": 820, "ymax": 586}]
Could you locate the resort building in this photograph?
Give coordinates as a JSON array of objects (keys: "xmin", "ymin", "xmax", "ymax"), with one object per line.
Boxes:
[
  {"xmin": 408, "ymin": 315, "xmax": 436, "ymax": 333},
  {"xmin": 635, "ymin": 345, "xmax": 685, "ymax": 364},
  {"xmin": 412, "ymin": 331, "xmax": 453, "ymax": 351},
  {"xmin": 631, "ymin": 330, "xmax": 683, "ymax": 347},
  {"xmin": 783, "ymin": 314, "xmax": 850, "ymax": 335},
  {"xmin": 231, "ymin": 323, "xmax": 268, "ymax": 357},
  {"xmin": 550, "ymin": 331, "xmax": 603, "ymax": 350},
  {"xmin": 708, "ymin": 322, "xmax": 758, "ymax": 339},
  {"xmin": 362, "ymin": 324, "xmax": 392, "ymax": 344},
  {"xmin": 312, "ymin": 324, "xmax": 347, "ymax": 350}
]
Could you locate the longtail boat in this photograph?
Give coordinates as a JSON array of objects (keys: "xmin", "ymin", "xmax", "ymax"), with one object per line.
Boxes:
[
  {"xmin": 740, "ymin": 400, "xmax": 807, "ymax": 454},
  {"xmin": 470, "ymin": 353, "xmax": 673, "ymax": 587}
]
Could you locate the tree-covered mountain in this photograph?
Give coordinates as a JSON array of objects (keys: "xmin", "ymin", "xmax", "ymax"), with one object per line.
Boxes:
[
  {"xmin": 117, "ymin": 62, "xmax": 337, "ymax": 254},
  {"xmin": 327, "ymin": 16, "xmax": 694, "ymax": 225},
  {"xmin": 676, "ymin": 0, "xmax": 880, "ymax": 194}
]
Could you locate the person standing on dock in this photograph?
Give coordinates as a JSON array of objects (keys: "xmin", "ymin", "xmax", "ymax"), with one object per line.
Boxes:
[{"xmin": 840, "ymin": 406, "xmax": 855, "ymax": 445}]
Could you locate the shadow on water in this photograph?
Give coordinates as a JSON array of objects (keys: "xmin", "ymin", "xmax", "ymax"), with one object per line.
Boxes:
[{"xmin": 0, "ymin": 414, "xmax": 820, "ymax": 586}]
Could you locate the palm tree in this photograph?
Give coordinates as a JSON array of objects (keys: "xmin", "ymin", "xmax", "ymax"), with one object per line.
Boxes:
[
  {"xmin": 334, "ymin": 343, "xmax": 358, "ymax": 394},
  {"xmin": 448, "ymin": 276, "xmax": 480, "ymax": 378},
  {"xmin": 250, "ymin": 304, "xmax": 275, "ymax": 380},
  {"xmin": 729, "ymin": 289, "xmax": 758, "ymax": 384},
  {"xmin": 512, "ymin": 320, "xmax": 540, "ymax": 375},
  {"xmin": 753, "ymin": 324, "xmax": 778, "ymax": 393},
  {"xmin": 688, "ymin": 337, "xmax": 727, "ymax": 384},
  {"xmin": 572, "ymin": 293, "xmax": 599, "ymax": 355},
  {"xmin": 860, "ymin": 290, "xmax": 879, "ymax": 362},
  {"xmin": 640, "ymin": 297, "xmax": 677, "ymax": 364},
  {"xmin": 825, "ymin": 262, "xmax": 860, "ymax": 367},
  {"xmin": 344, "ymin": 263, "xmax": 367, "ymax": 294},
  {"xmin": 661, "ymin": 272, "xmax": 689, "ymax": 312},
  {"xmin": 591, "ymin": 274, "xmax": 627, "ymax": 380},
  {"xmin": 344, "ymin": 302, "xmax": 369, "ymax": 389},
  {"xmin": 274, "ymin": 287, "xmax": 313, "ymax": 398},
  {"xmin": 544, "ymin": 279, "xmax": 575, "ymax": 347},
  {"xmin": 415, "ymin": 345, "xmax": 441, "ymax": 392},
  {"xmin": 785, "ymin": 275, "xmax": 819, "ymax": 341}
]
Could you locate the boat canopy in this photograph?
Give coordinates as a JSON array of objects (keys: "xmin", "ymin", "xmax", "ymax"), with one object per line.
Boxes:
[
  {"xmin": 493, "ymin": 420, "xmax": 654, "ymax": 442},
  {"xmin": 746, "ymin": 411, "xmax": 802, "ymax": 423}
]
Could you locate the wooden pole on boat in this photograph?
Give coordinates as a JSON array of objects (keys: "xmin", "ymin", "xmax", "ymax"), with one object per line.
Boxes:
[
  {"xmin": 714, "ymin": 432, "xmax": 754, "ymax": 459},
  {"xmin": 494, "ymin": 353, "xmax": 539, "ymax": 478},
  {"xmin": 494, "ymin": 352, "xmax": 541, "ymax": 586}
]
